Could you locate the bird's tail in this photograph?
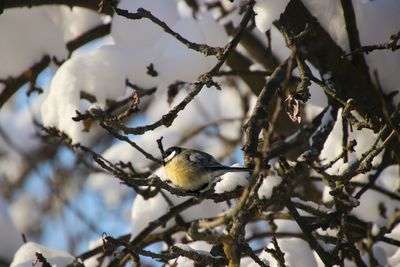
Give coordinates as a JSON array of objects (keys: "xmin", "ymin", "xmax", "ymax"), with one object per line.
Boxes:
[{"xmin": 210, "ymin": 166, "xmax": 252, "ymax": 173}]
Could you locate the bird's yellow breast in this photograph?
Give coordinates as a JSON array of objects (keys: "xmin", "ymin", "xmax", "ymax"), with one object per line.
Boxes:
[{"xmin": 164, "ymin": 156, "xmax": 210, "ymax": 190}]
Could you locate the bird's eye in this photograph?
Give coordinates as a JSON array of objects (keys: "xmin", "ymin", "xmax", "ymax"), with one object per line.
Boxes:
[
  {"xmin": 164, "ymin": 150, "xmax": 176, "ymax": 162},
  {"xmin": 164, "ymin": 149, "xmax": 176, "ymax": 162},
  {"xmin": 163, "ymin": 147, "xmax": 180, "ymax": 162}
]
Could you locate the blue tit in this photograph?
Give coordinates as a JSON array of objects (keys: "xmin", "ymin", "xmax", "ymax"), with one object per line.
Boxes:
[{"xmin": 162, "ymin": 146, "xmax": 251, "ymax": 191}]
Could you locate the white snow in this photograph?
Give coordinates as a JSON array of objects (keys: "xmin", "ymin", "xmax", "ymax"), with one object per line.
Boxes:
[
  {"xmin": 130, "ymin": 189, "xmax": 172, "ymax": 238},
  {"xmin": 304, "ymin": 106, "xmax": 334, "ymax": 158},
  {"xmin": 388, "ymin": 247, "xmax": 400, "ymax": 267},
  {"xmin": 302, "ymin": 0, "xmax": 348, "ymax": 50},
  {"xmin": 41, "ymin": 45, "xmax": 159, "ymax": 144},
  {"xmin": 303, "ymin": 0, "xmax": 400, "ymax": 105},
  {"xmin": 319, "ymin": 108, "xmax": 382, "ymax": 176},
  {"xmin": 41, "ymin": 5, "xmax": 230, "ymax": 145},
  {"xmin": 47, "ymin": 7, "xmax": 102, "ymax": 42},
  {"xmin": 291, "ymin": 197, "xmax": 331, "ymax": 215},
  {"xmin": 354, "ymin": 0, "xmax": 400, "ymax": 104},
  {"xmin": 371, "ymin": 223, "xmax": 380, "ymax": 237},
  {"xmin": 170, "ymin": 241, "xmax": 214, "ymax": 266},
  {"xmin": 143, "ymin": 84, "xmax": 243, "ymax": 159},
  {"xmin": 111, "ymin": 0, "xmax": 179, "ymax": 48},
  {"xmin": 214, "ymin": 164, "xmax": 249, "ymax": 193},
  {"xmin": 249, "ymin": 238, "xmax": 318, "ymax": 267},
  {"xmin": 130, "ymin": 189, "xmax": 229, "ymax": 238},
  {"xmin": 375, "ymin": 164, "xmax": 400, "ymax": 190},
  {"xmin": 154, "ymin": 14, "xmax": 228, "ymax": 83},
  {"xmin": 275, "ymin": 219, "xmax": 302, "ymax": 234},
  {"xmin": 145, "ymin": 82, "xmax": 217, "ymax": 132},
  {"xmin": 351, "ymin": 166, "xmax": 400, "ymax": 225},
  {"xmin": 0, "ymin": 6, "xmax": 102, "ymax": 78},
  {"xmin": 0, "ymin": 7, "xmax": 66, "ymax": 78},
  {"xmin": 258, "ymin": 175, "xmax": 282, "ymax": 199},
  {"xmin": 253, "ymin": 1, "xmax": 290, "ymax": 33},
  {"xmin": 10, "ymin": 242, "xmax": 74, "ymax": 267},
  {"xmin": 174, "ymin": 243, "xmax": 192, "ymax": 251},
  {"xmin": 2, "ymin": 1, "xmax": 400, "ymax": 266},
  {"xmin": 83, "ymin": 238, "xmax": 110, "ymax": 267},
  {"xmin": 255, "ymin": 0, "xmax": 400, "ymax": 109}
]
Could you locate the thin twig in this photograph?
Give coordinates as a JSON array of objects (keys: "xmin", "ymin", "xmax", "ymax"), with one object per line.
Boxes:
[
  {"xmin": 113, "ymin": 7, "xmax": 223, "ymax": 57},
  {"xmin": 0, "ymin": 55, "xmax": 50, "ymax": 109},
  {"xmin": 343, "ymin": 31, "xmax": 400, "ymax": 57},
  {"xmin": 105, "ymin": 3, "xmax": 255, "ymax": 136},
  {"xmin": 130, "ymin": 197, "xmax": 201, "ymax": 249}
]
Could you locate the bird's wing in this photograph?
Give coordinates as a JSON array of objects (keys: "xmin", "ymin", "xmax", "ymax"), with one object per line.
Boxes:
[{"xmin": 188, "ymin": 150, "xmax": 222, "ymax": 168}]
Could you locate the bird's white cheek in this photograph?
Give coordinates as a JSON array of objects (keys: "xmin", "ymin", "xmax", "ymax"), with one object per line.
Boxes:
[{"xmin": 164, "ymin": 150, "xmax": 176, "ymax": 162}]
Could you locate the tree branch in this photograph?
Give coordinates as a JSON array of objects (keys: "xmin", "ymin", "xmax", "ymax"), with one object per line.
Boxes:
[
  {"xmin": 1, "ymin": 0, "xmax": 113, "ymax": 15},
  {"xmin": 0, "ymin": 55, "xmax": 50, "ymax": 109},
  {"xmin": 275, "ymin": 0, "xmax": 382, "ymax": 129}
]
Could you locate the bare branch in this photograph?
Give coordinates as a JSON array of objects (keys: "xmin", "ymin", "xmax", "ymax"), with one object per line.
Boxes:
[
  {"xmin": 343, "ymin": 31, "xmax": 400, "ymax": 57},
  {"xmin": 113, "ymin": 7, "xmax": 223, "ymax": 58},
  {"xmin": 0, "ymin": 55, "xmax": 50, "ymax": 109}
]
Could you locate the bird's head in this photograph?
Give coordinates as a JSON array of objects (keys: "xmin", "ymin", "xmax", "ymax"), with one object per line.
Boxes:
[{"xmin": 162, "ymin": 146, "xmax": 182, "ymax": 165}]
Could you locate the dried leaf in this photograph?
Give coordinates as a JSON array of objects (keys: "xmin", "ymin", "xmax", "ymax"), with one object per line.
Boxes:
[
  {"xmin": 284, "ymin": 94, "xmax": 301, "ymax": 123},
  {"xmin": 82, "ymin": 119, "xmax": 94, "ymax": 132},
  {"xmin": 167, "ymin": 81, "xmax": 186, "ymax": 106},
  {"xmin": 147, "ymin": 63, "xmax": 158, "ymax": 77}
]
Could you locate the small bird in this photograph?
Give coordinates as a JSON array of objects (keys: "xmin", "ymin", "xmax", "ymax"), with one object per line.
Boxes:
[{"xmin": 162, "ymin": 146, "xmax": 251, "ymax": 191}]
